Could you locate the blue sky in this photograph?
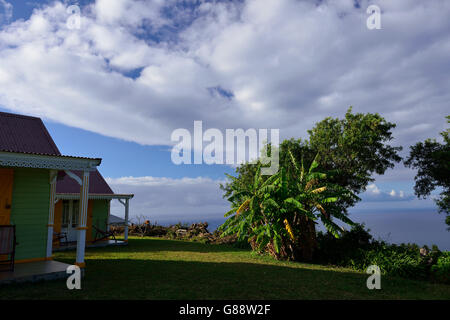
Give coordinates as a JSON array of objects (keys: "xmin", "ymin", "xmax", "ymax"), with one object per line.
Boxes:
[
  {"xmin": 0, "ymin": 0, "xmax": 448, "ymax": 249},
  {"xmin": 44, "ymin": 115, "xmax": 236, "ymax": 180}
]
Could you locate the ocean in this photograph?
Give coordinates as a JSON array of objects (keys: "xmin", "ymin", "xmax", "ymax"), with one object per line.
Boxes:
[
  {"xmin": 347, "ymin": 209, "xmax": 449, "ymax": 251},
  {"xmin": 140, "ymin": 209, "xmax": 449, "ymax": 251}
]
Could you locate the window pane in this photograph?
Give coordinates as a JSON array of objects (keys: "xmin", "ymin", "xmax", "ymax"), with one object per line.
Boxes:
[
  {"xmin": 72, "ymin": 200, "xmax": 79, "ymax": 227},
  {"xmin": 62, "ymin": 200, "xmax": 70, "ymax": 227}
]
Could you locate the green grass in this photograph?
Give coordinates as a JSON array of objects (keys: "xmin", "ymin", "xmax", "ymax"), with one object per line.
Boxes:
[{"xmin": 1, "ymin": 237, "xmax": 450, "ymax": 299}]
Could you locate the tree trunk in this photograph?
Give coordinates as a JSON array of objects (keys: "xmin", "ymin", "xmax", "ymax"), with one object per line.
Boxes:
[
  {"xmin": 265, "ymin": 238, "xmax": 291, "ymax": 260},
  {"xmin": 296, "ymin": 215, "xmax": 317, "ymax": 261}
]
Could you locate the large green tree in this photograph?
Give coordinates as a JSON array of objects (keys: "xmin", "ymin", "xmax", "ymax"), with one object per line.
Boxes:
[
  {"xmin": 220, "ymin": 108, "xmax": 402, "ymax": 260},
  {"xmin": 404, "ymin": 116, "xmax": 450, "ymax": 228},
  {"xmin": 308, "ymin": 107, "xmax": 402, "ymax": 209}
]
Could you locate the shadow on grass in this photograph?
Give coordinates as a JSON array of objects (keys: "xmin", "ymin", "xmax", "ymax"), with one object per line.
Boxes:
[
  {"xmin": 1, "ymin": 257, "xmax": 449, "ymax": 300},
  {"xmin": 88, "ymin": 237, "xmax": 245, "ymax": 254}
]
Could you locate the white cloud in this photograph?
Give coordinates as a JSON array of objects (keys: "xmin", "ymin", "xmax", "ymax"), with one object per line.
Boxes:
[
  {"xmin": 362, "ymin": 183, "xmax": 413, "ymax": 202},
  {"xmin": 94, "ymin": 0, "xmax": 167, "ymax": 29},
  {"xmin": 367, "ymin": 183, "xmax": 381, "ymax": 195},
  {"xmin": 0, "ymin": 0, "xmax": 12, "ymax": 24},
  {"xmin": 0, "ymin": 0, "xmax": 448, "ymax": 150},
  {"xmin": 106, "ymin": 176, "xmax": 229, "ymax": 224}
]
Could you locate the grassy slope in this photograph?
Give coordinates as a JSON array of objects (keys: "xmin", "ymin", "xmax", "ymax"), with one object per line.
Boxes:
[{"xmin": 1, "ymin": 237, "xmax": 449, "ymax": 300}]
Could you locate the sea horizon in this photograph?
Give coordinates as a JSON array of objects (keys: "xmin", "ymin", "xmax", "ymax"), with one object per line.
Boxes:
[{"xmin": 139, "ymin": 208, "xmax": 449, "ymax": 251}]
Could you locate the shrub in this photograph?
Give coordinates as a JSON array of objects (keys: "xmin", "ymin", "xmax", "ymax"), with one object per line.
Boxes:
[
  {"xmin": 360, "ymin": 243, "xmax": 429, "ymax": 279},
  {"xmin": 432, "ymin": 252, "xmax": 450, "ymax": 284},
  {"xmin": 315, "ymin": 223, "xmax": 373, "ymax": 267},
  {"xmin": 315, "ymin": 223, "xmax": 447, "ymax": 282}
]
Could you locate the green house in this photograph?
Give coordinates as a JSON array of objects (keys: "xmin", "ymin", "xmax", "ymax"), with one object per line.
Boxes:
[{"xmin": 0, "ymin": 111, "xmax": 132, "ymax": 276}]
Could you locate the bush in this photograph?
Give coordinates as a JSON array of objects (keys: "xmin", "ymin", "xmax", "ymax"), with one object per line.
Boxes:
[
  {"xmin": 315, "ymin": 223, "xmax": 447, "ymax": 282},
  {"xmin": 360, "ymin": 243, "xmax": 429, "ymax": 279},
  {"xmin": 315, "ymin": 223, "xmax": 373, "ymax": 266},
  {"xmin": 432, "ymin": 252, "xmax": 450, "ymax": 284}
]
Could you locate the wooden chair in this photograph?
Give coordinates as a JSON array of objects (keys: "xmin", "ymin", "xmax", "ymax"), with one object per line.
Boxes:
[
  {"xmin": 53, "ymin": 231, "xmax": 68, "ymax": 246},
  {"xmin": 93, "ymin": 222, "xmax": 117, "ymax": 243},
  {"xmin": 0, "ymin": 225, "xmax": 17, "ymax": 272}
]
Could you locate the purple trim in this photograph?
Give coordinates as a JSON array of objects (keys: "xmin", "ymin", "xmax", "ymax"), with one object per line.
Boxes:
[{"xmin": 56, "ymin": 170, "xmax": 114, "ymax": 195}]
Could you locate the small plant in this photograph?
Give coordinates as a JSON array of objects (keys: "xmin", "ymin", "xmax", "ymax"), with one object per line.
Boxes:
[{"xmin": 432, "ymin": 252, "xmax": 450, "ymax": 284}]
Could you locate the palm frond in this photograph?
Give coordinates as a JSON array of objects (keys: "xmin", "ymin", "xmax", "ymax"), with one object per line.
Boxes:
[
  {"xmin": 283, "ymin": 219, "xmax": 295, "ymax": 241},
  {"xmin": 305, "ymin": 179, "xmax": 318, "ymax": 191},
  {"xmin": 236, "ymin": 199, "xmax": 250, "ymax": 215},
  {"xmin": 308, "ymin": 153, "xmax": 320, "ymax": 173},
  {"xmin": 321, "ymin": 217, "xmax": 343, "ymax": 238},
  {"xmin": 311, "ymin": 186, "xmax": 327, "ymax": 194}
]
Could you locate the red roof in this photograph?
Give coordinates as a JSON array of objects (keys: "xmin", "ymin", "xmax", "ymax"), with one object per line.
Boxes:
[
  {"xmin": 0, "ymin": 111, "xmax": 113, "ymax": 195},
  {"xmin": 0, "ymin": 111, "xmax": 60, "ymax": 155}
]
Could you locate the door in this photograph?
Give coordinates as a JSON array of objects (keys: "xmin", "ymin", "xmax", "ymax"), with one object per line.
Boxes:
[
  {"xmin": 61, "ymin": 200, "xmax": 80, "ymax": 242},
  {"xmin": 0, "ymin": 169, "xmax": 14, "ymax": 225}
]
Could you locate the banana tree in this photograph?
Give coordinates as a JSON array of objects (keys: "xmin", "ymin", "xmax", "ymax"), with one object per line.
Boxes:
[
  {"xmin": 219, "ymin": 165, "xmax": 281, "ymax": 250},
  {"xmin": 220, "ymin": 149, "xmax": 358, "ymax": 261},
  {"xmin": 275, "ymin": 150, "xmax": 357, "ymax": 260}
]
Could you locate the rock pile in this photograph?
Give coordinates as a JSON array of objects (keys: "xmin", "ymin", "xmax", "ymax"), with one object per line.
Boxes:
[
  {"xmin": 118, "ymin": 221, "xmax": 212, "ymax": 240},
  {"xmin": 117, "ymin": 221, "xmax": 239, "ymax": 245}
]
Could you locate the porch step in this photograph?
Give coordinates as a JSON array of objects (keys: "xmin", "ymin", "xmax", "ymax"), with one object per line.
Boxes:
[{"xmin": 0, "ymin": 260, "xmax": 76, "ymax": 285}]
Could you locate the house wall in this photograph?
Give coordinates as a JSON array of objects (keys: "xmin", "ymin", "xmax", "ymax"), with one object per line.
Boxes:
[
  {"xmin": 90, "ymin": 200, "xmax": 110, "ymax": 241},
  {"xmin": 53, "ymin": 199, "xmax": 110, "ymax": 244},
  {"xmin": 10, "ymin": 168, "xmax": 50, "ymax": 261}
]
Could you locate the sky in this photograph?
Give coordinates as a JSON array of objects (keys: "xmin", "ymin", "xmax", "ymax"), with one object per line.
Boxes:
[{"xmin": 0, "ymin": 0, "xmax": 448, "ymax": 249}]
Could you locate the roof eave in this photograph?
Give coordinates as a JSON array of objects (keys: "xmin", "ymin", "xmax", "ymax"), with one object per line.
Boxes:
[
  {"xmin": 56, "ymin": 193, "xmax": 134, "ymax": 200},
  {"xmin": 0, "ymin": 151, "xmax": 101, "ymax": 171}
]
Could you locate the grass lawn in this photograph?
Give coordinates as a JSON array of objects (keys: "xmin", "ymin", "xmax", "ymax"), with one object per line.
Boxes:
[{"xmin": 1, "ymin": 237, "xmax": 449, "ymax": 300}]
